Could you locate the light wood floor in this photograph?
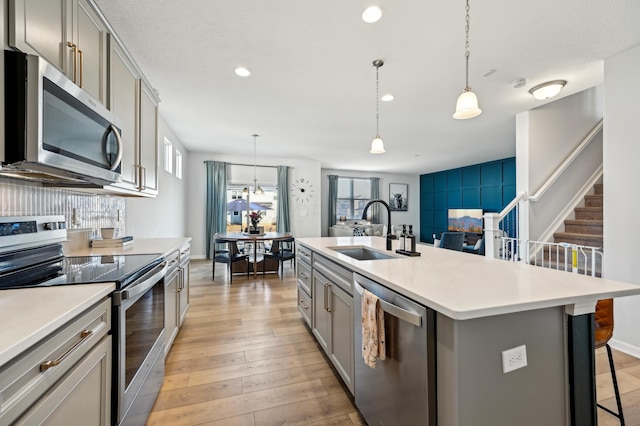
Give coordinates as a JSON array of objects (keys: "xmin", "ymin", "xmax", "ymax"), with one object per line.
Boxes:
[{"xmin": 149, "ymin": 259, "xmax": 640, "ymax": 425}]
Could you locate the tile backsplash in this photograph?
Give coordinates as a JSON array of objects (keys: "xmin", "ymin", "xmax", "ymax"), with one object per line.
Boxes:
[{"xmin": 0, "ymin": 178, "xmax": 126, "ymax": 239}]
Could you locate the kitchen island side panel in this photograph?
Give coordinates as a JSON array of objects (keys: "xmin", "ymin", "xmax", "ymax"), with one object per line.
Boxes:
[{"xmin": 436, "ymin": 307, "xmax": 566, "ymax": 426}]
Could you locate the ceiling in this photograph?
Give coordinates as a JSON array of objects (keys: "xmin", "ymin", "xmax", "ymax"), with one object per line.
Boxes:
[{"xmin": 94, "ymin": 0, "xmax": 640, "ymax": 174}]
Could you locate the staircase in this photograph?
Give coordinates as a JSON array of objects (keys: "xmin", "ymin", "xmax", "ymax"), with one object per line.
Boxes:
[
  {"xmin": 531, "ymin": 183, "xmax": 603, "ymax": 276},
  {"xmin": 554, "ymin": 183, "xmax": 603, "ymax": 247}
]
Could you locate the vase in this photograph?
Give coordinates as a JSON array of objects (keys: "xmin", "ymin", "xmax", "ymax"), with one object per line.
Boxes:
[{"xmin": 251, "ymin": 221, "xmax": 259, "ymax": 233}]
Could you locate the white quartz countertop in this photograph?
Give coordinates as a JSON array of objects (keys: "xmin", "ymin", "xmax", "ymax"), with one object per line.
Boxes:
[
  {"xmin": 298, "ymin": 237, "xmax": 640, "ymax": 320},
  {"xmin": 66, "ymin": 237, "xmax": 191, "ymax": 257},
  {"xmin": 0, "ymin": 283, "xmax": 114, "ymax": 367},
  {"xmin": 0, "ymin": 238, "xmax": 191, "ymax": 368}
]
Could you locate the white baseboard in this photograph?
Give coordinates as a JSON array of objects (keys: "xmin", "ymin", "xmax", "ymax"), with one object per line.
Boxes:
[
  {"xmin": 191, "ymin": 254, "xmax": 207, "ymax": 260},
  {"xmin": 609, "ymin": 338, "xmax": 640, "ymax": 359}
]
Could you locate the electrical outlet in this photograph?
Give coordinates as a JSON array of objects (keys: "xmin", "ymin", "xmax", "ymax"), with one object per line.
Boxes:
[{"xmin": 502, "ymin": 344, "xmax": 527, "ymax": 373}]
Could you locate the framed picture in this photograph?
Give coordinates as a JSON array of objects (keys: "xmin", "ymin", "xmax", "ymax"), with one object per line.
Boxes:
[{"xmin": 389, "ymin": 183, "xmax": 408, "ymax": 211}]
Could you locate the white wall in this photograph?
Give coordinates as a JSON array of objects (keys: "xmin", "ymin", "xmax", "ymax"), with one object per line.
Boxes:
[
  {"xmin": 516, "ymin": 87, "xmax": 603, "ymax": 241},
  {"xmin": 604, "ymin": 43, "xmax": 640, "ymax": 356},
  {"xmin": 125, "ymin": 115, "xmax": 189, "ymax": 238},
  {"xmin": 186, "ymin": 152, "xmax": 321, "ymax": 259},
  {"xmin": 320, "ymin": 168, "xmax": 420, "ymax": 241}
]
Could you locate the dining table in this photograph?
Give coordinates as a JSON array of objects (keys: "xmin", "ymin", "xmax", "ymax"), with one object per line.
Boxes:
[{"xmin": 215, "ymin": 232, "xmax": 294, "ymax": 277}]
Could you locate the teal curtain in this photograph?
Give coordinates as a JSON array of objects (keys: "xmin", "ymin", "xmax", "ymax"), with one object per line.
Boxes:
[
  {"xmin": 328, "ymin": 175, "xmax": 338, "ymax": 229},
  {"xmin": 370, "ymin": 177, "xmax": 380, "ymax": 224},
  {"xmin": 205, "ymin": 161, "xmax": 227, "ymax": 259},
  {"xmin": 276, "ymin": 166, "xmax": 290, "ymax": 232}
]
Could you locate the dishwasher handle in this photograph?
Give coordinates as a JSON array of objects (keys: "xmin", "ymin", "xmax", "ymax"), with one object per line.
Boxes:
[{"xmin": 354, "ymin": 280, "xmax": 422, "ymax": 327}]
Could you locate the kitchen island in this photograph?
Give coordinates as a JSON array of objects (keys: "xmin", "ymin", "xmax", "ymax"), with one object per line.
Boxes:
[{"xmin": 297, "ymin": 236, "xmax": 640, "ymax": 426}]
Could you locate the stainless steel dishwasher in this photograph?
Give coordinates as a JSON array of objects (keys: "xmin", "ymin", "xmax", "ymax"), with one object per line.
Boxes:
[{"xmin": 353, "ymin": 273, "xmax": 437, "ymax": 426}]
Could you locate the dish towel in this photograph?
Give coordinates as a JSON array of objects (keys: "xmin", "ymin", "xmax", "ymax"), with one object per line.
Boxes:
[{"xmin": 361, "ymin": 289, "xmax": 386, "ymax": 368}]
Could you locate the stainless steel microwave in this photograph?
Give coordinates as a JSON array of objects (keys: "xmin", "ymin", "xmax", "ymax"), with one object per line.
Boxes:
[{"xmin": 2, "ymin": 50, "xmax": 123, "ymax": 185}]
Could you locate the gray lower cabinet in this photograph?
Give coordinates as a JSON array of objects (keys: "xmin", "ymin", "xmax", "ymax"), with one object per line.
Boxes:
[
  {"xmin": 311, "ymin": 257, "xmax": 354, "ymax": 395},
  {"xmin": 0, "ymin": 298, "xmax": 112, "ymax": 425},
  {"xmin": 164, "ymin": 251, "xmax": 180, "ymax": 353},
  {"xmin": 165, "ymin": 243, "xmax": 191, "ymax": 353},
  {"xmin": 297, "ymin": 256, "xmax": 312, "ymax": 328},
  {"xmin": 15, "ymin": 336, "xmax": 112, "ymax": 425},
  {"xmin": 178, "ymin": 243, "xmax": 191, "ymax": 327}
]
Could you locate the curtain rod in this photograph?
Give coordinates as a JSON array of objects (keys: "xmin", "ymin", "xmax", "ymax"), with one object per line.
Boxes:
[{"xmin": 203, "ymin": 161, "xmax": 277, "ymax": 169}]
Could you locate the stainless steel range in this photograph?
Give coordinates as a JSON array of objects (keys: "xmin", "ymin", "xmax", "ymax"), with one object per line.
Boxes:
[{"xmin": 0, "ymin": 215, "xmax": 167, "ymax": 426}]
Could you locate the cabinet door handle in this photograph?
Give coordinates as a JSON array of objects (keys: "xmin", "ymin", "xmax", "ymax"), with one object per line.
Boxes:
[
  {"xmin": 66, "ymin": 42, "xmax": 78, "ymax": 83},
  {"xmin": 78, "ymin": 49, "xmax": 84, "ymax": 87},
  {"xmin": 299, "ymin": 272, "xmax": 308, "ymax": 279},
  {"xmin": 40, "ymin": 329, "xmax": 93, "ymax": 372},
  {"xmin": 299, "ymin": 300, "xmax": 309, "ymax": 310},
  {"xmin": 141, "ymin": 166, "xmax": 147, "ymax": 190},
  {"xmin": 324, "ymin": 283, "xmax": 332, "ymax": 312}
]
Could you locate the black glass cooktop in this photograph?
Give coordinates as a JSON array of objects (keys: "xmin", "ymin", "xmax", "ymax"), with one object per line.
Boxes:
[{"xmin": 0, "ymin": 253, "xmax": 163, "ymax": 291}]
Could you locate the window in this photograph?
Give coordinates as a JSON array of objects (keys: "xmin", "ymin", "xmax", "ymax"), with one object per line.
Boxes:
[
  {"xmin": 226, "ymin": 186, "xmax": 278, "ymax": 233},
  {"xmin": 175, "ymin": 149, "xmax": 183, "ymax": 179},
  {"xmin": 336, "ymin": 177, "xmax": 371, "ymax": 220},
  {"xmin": 163, "ymin": 138, "xmax": 173, "ymax": 174}
]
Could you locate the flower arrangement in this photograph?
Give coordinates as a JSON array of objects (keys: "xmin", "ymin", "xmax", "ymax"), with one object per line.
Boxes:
[{"xmin": 248, "ymin": 211, "xmax": 263, "ymax": 230}]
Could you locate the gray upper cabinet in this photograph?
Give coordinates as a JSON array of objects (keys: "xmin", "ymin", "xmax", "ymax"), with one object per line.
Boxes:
[
  {"xmin": 9, "ymin": 0, "xmax": 108, "ymax": 104},
  {"xmin": 9, "ymin": 0, "xmax": 69, "ymax": 72},
  {"xmin": 139, "ymin": 81, "xmax": 159, "ymax": 195},
  {"xmin": 109, "ymin": 41, "xmax": 139, "ymax": 190},
  {"xmin": 108, "ymin": 40, "xmax": 159, "ymax": 197},
  {"xmin": 71, "ymin": 0, "xmax": 108, "ymax": 103}
]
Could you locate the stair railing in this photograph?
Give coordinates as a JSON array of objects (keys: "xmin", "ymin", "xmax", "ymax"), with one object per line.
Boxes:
[
  {"xmin": 527, "ymin": 240, "xmax": 603, "ymax": 277},
  {"xmin": 484, "ymin": 119, "xmax": 604, "ymax": 261}
]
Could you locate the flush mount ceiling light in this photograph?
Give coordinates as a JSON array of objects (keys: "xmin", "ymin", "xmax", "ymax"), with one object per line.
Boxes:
[
  {"xmin": 234, "ymin": 67, "xmax": 251, "ymax": 77},
  {"xmin": 362, "ymin": 5, "xmax": 382, "ymax": 23},
  {"xmin": 381, "ymin": 94, "xmax": 394, "ymax": 102},
  {"xmin": 370, "ymin": 59, "xmax": 385, "ymax": 154},
  {"xmin": 453, "ymin": 0, "xmax": 482, "ymax": 120},
  {"xmin": 529, "ymin": 80, "xmax": 567, "ymax": 100}
]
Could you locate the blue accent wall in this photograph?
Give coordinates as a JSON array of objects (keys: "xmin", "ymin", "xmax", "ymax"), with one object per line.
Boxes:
[{"xmin": 420, "ymin": 157, "xmax": 516, "ymax": 243}]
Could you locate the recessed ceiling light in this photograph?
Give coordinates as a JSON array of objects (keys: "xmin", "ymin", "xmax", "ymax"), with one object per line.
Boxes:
[
  {"xmin": 234, "ymin": 67, "xmax": 251, "ymax": 77},
  {"xmin": 362, "ymin": 6, "xmax": 382, "ymax": 23},
  {"xmin": 381, "ymin": 94, "xmax": 394, "ymax": 102}
]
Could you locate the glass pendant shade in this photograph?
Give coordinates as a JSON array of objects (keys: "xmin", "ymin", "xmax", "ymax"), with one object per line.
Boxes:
[
  {"xmin": 370, "ymin": 136, "xmax": 385, "ymax": 154},
  {"xmin": 453, "ymin": 89, "xmax": 482, "ymax": 119}
]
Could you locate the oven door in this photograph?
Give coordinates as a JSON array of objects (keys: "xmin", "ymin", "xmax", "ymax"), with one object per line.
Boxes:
[{"xmin": 113, "ymin": 261, "xmax": 167, "ymax": 426}]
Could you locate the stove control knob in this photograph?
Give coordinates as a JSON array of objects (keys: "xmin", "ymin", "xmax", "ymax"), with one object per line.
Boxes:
[{"xmin": 43, "ymin": 222, "xmax": 57, "ymax": 230}]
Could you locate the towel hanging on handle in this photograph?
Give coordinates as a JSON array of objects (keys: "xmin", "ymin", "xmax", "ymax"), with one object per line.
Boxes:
[{"xmin": 362, "ymin": 288, "xmax": 386, "ymax": 368}]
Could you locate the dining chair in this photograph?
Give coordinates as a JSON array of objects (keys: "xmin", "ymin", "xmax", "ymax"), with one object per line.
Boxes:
[
  {"xmin": 440, "ymin": 232, "xmax": 465, "ymax": 251},
  {"xmin": 263, "ymin": 237, "xmax": 295, "ymax": 280},
  {"xmin": 595, "ymin": 298, "xmax": 625, "ymax": 424},
  {"xmin": 213, "ymin": 238, "xmax": 249, "ymax": 283}
]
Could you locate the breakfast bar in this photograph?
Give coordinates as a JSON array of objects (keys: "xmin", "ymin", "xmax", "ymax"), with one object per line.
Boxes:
[{"xmin": 297, "ymin": 236, "xmax": 640, "ymax": 426}]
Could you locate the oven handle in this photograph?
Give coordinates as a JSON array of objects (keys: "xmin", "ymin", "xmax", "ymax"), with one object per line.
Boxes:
[{"xmin": 113, "ymin": 261, "xmax": 168, "ymax": 305}]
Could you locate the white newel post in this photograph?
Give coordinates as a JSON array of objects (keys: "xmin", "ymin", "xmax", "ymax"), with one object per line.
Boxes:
[{"xmin": 483, "ymin": 212, "xmax": 501, "ymax": 259}]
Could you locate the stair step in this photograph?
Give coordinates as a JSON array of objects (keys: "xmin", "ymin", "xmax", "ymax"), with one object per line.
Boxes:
[
  {"xmin": 594, "ymin": 183, "xmax": 603, "ymax": 195},
  {"xmin": 564, "ymin": 219, "xmax": 603, "ymax": 235},
  {"xmin": 574, "ymin": 207, "xmax": 603, "ymax": 220},
  {"xmin": 553, "ymin": 232, "xmax": 603, "ymax": 247},
  {"xmin": 584, "ymin": 194, "xmax": 603, "ymax": 207}
]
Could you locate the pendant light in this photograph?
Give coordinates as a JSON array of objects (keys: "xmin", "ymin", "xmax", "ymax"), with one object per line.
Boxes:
[
  {"xmin": 252, "ymin": 134, "xmax": 264, "ymax": 195},
  {"xmin": 453, "ymin": 0, "xmax": 482, "ymax": 120},
  {"xmin": 370, "ymin": 59, "xmax": 385, "ymax": 154}
]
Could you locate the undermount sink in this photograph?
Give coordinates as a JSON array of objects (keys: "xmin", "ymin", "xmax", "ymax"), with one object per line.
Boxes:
[{"xmin": 329, "ymin": 246, "xmax": 397, "ymax": 261}]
